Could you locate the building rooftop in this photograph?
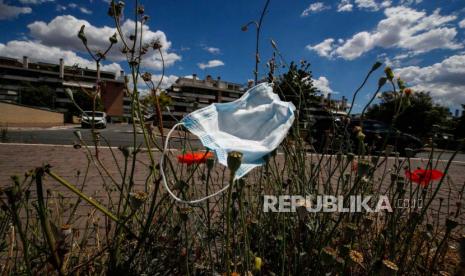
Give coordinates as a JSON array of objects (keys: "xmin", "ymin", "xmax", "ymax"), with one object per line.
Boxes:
[
  {"xmin": 171, "ymin": 74, "xmax": 244, "ymax": 93},
  {"xmin": 0, "ymin": 56, "xmax": 123, "ymax": 82}
]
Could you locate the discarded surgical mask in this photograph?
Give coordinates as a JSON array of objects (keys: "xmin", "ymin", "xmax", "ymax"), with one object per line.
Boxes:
[{"xmin": 161, "ymin": 82, "xmax": 296, "ymax": 204}]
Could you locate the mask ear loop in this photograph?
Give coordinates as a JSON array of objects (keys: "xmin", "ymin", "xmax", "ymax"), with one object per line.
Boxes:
[{"xmin": 160, "ymin": 122, "xmax": 232, "ymax": 204}]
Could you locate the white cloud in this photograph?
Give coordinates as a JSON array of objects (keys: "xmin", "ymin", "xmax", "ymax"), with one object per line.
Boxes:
[
  {"xmin": 19, "ymin": 0, "xmax": 54, "ymax": 4},
  {"xmin": 150, "ymin": 74, "xmax": 178, "ymax": 89},
  {"xmin": 79, "ymin": 7, "xmax": 92, "ymax": 14},
  {"xmin": 354, "ymin": 0, "xmax": 391, "ymax": 11},
  {"xmin": 18, "ymin": 0, "xmax": 54, "ymax": 4},
  {"xmin": 0, "ymin": 0, "xmax": 32, "ymax": 20},
  {"xmin": 203, "ymin": 46, "xmax": 220, "ymax": 54},
  {"xmin": 337, "ymin": 0, "xmax": 353, "ymax": 12},
  {"xmin": 395, "ymin": 54, "xmax": 465, "ymax": 107},
  {"xmin": 65, "ymin": 3, "xmax": 92, "ymax": 14},
  {"xmin": 0, "ymin": 40, "xmax": 122, "ymax": 74},
  {"xmin": 313, "ymin": 76, "xmax": 333, "ymax": 95},
  {"xmin": 197, "ymin": 60, "xmax": 224, "ymax": 70},
  {"xmin": 459, "ymin": 19, "xmax": 465, "ymax": 29},
  {"xmin": 129, "ymin": 74, "xmax": 179, "ymax": 94},
  {"xmin": 56, "ymin": 4, "xmax": 66, "ymax": 11},
  {"xmin": 27, "ymin": 15, "xmax": 180, "ymax": 70},
  {"xmin": 400, "ymin": 0, "xmax": 422, "ymax": 5},
  {"xmin": 301, "ymin": 2, "xmax": 330, "ymax": 17},
  {"xmin": 306, "ymin": 38, "xmax": 335, "ymax": 57},
  {"xmin": 308, "ymin": 7, "xmax": 462, "ymax": 60}
]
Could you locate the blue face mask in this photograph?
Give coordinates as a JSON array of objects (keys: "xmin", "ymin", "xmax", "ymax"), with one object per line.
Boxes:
[{"xmin": 161, "ymin": 82, "xmax": 295, "ymax": 203}]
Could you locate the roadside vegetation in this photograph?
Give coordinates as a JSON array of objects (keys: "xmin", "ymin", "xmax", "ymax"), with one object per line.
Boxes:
[{"xmin": 0, "ymin": 1, "xmax": 464, "ymax": 275}]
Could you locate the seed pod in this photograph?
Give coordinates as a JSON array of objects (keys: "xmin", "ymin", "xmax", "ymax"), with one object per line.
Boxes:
[
  {"xmin": 78, "ymin": 25, "xmax": 87, "ymax": 45},
  {"xmin": 371, "ymin": 61, "xmax": 382, "ymax": 72},
  {"xmin": 227, "ymin": 151, "xmax": 243, "ymax": 173}
]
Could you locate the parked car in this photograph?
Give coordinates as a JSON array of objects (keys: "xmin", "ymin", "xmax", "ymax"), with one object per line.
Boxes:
[
  {"xmin": 81, "ymin": 111, "xmax": 107, "ymax": 128},
  {"xmin": 348, "ymin": 119, "xmax": 423, "ymax": 156}
]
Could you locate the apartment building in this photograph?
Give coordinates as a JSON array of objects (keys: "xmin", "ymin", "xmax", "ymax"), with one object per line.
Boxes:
[
  {"xmin": 162, "ymin": 74, "xmax": 244, "ymax": 126},
  {"xmin": 0, "ymin": 56, "xmax": 126, "ymax": 122}
]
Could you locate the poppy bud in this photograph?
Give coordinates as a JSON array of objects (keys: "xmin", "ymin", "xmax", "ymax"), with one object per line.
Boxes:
[
  {"xmin": 445, "ymin": 217, "xmax": 458, "ymax": 231},
  {"xmin": 227, "ymin": 151, "xmax": 243, "ymax": 173},
  {"xmin": 397, "ymin": 77, "xmax": 405, "ymax": 90},
  {"xmin": 321, "ymin": 247, "xmax": 338, "ymax": 264},
  {"xmin": 206, "ymin": 157, "xmax": 214, "ymax": 170},
  {"xmin": 179, "ymin": 207, "xmax": 191, "ymax": 221},
  {"xmin": 241, "ymin": 25, "xmax": 248, "ymax": 32},
  {"xmin": 129, "ymin": 191, "xmax": 148, "ymax": 210},
  {"xmin": 137, "ymin": 5, "xmax": 144, "ymax": 14},
  {"xmin": 109, "ymin": 33, "xmax": 118, "ymax": 44},
  {"xmin": 141, "ymin": 72, "xmax": 152, "ymax": 82},
  {"xmin": 118, "ymin": 146, "xmax": 132, "ymax": 158},
  {"xmin": 404, "ymin": 148, "xmax": 415, "ymax": 158},
  {"xmin": 371, "ymin": 61, "xmax": 382, "ymax": 72},
  {"xmin": 347, "ymin": 153, "xmax": 355, "ymax": 161},
  {"xmin": 384, "ymin": 67, "xmax": 394, "ymax": 81},
  {"xmin": 78, "ymin": 25, "xmax": 87, "ymax": 45},
  {"xmin": 378, "ymin": 77, "xmax": 387, "ymax": 88}
]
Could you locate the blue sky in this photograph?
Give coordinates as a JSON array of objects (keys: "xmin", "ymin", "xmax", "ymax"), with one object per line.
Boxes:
[{"xmin": 1, "ymin": 0, "xmax": 465, "ymax": 112}]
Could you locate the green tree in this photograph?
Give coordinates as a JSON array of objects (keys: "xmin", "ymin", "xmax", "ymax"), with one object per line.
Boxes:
[
  {"xmin": 20, "ymin": 84, "xmax": 55, "ymax": 108},
  {"xmin": 365, "ymin": 91, "xmax": 450, "ymax": 139},
  {"xmin": 275, "ymin": 61, "xmax": 319, "ymax": 127}
]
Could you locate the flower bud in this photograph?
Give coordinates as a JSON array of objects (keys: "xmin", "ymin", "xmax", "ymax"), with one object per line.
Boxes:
[
  {"xmin": 141, "ymin": 72, "xmax": 152, "ymax": 82},
  {"xmin": 109, "ymin": 33, "xmax": 118, "ymax": 44},
  {"xmin": 78, "ymin": 25, "xmax": 87, "ymax": 45},
  {"xmin": 137, "ymin": 5, "xmax": 144, "ymax": 14},
  {"xmin": 347, "ymin": 153, "xmax": 355, "ymax": 161},
  {"xmin": 206, "ymin": 157, "xmax": 214, "ymax": 170},
  {"xmin": 129, "ymin": 191, "xmax": 148, "ymax": 210},
  {"xmin": 397, "ymin": 77, "xmax": 405, "ymax": 90},
  {"xmin": 227, "ymin": 151, "xmax": 243, "ymax": 173},
  {"xmin": 446, "ymin": 217, "xmax": 458, "ymax": 231},
  {"xmin": 384, "ymin": 67, "xmax": 394, "ymax": 80},
  {"xmin": 378, "ymin": 77, "xmax": 387, "ymax": 88},
  {"xmin": 371, "ymin": 61, "xmax": 382, "ymax": 72}
]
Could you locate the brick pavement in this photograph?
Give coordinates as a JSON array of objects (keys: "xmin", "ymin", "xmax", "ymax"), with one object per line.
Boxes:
[{"xmin": 1, "ymin": 143, "xmax": 464, "ymax": 229}]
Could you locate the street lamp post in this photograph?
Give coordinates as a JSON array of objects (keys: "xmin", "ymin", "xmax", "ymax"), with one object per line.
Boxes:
[{"xmin": 241, "ymin": 0, "xmax": 271, "ymax": 85}]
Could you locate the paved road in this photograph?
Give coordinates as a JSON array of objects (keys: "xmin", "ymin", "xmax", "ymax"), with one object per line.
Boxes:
[
  {"xmin": 2, "ymin": 124, "xmax": 465, "ymax": 162},
  {"xmin": 3, "ymin": 124, "xmax": 204, "ymax": 149},
  {"xmin": 3, "ymin": 124, "xmax": 147, "ymax": 147}
]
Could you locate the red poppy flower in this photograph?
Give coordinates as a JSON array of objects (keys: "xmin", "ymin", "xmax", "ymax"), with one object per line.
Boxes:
[
  {"xmin": 177, "ymin": 151, "xmax": 213, "ymax": 165},
  {"xmin": 405, "ymin": 169, "xmax": 444, "ymax": 188}
]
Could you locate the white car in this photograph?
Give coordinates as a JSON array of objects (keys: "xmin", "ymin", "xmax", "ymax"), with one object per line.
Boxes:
[{"xmin": 81, "ymin": 111, "xmax": 107, "ymax": 128}]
